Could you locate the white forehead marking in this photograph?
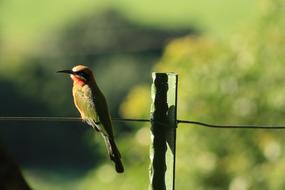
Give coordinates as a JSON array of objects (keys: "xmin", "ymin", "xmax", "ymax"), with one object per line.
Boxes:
[
  {"xmin": 72, "ymin": 67, "xmax": 79, "ymax": 72},
  {"xmin": 72, "ymin": 65, "xmax": 87, "ymax": 72}
]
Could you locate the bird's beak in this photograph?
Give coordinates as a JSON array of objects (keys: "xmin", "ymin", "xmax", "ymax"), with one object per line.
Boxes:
[{"xmin": 56, "ymin": 70, "xmax": 75, "ymax": 74}]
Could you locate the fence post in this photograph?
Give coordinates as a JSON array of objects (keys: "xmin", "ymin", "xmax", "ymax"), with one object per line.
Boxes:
[{"xmin": 150, "ymin": 72, "xmax": 178, "ymax": 190}]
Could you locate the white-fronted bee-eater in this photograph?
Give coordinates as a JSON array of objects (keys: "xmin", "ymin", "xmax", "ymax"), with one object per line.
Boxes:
[{"xmin": 57, "ymin": 65, "xmax": 124, "ymax": 173}]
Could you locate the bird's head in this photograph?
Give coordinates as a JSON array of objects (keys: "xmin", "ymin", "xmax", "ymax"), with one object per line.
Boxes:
[{"xmin": 57, "ymin": 65, "xmax": 95, "ymax": 86}]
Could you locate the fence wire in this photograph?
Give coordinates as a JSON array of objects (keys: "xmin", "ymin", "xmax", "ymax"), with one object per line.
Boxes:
[
  {"xmin": 1, "ymin": 116, "xmax": 285, "ymax": 129},
  {"xmin": 0, "ymin": 117, "xmax": 148, "ymax": 123},
  {"xmin": 177, "ymin": 120, "xmax": 285, "ymax": 129}
]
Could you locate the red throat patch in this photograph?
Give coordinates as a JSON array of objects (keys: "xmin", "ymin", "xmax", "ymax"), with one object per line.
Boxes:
[{"xmin": 71, "ymin": 75, "xmax": 85, "ymax": 86}]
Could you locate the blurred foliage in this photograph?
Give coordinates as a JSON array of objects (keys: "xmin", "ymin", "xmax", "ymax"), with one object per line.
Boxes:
[
  {"xmin": 0, "ymin": 8, "xmax": 190, "ymax": 167},
  {"xmin": 0, "ymin": 0, "xmax": 284, "ymax": 189},
  {"xmin": 0, "ymin": 7, "xmax": 192, "ymax": 190},
  {"xmin": 119, "ymin": 0, "xmax": 285, "ymax": 189}
]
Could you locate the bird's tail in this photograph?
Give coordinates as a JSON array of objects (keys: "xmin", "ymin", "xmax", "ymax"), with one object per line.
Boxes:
[{"xmin": 103, "ymin": 136, "xmax": 124, "ymax": 173}]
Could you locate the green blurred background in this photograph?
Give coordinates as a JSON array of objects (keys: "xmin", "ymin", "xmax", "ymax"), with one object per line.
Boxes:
[{"xmin": 0, "ymin": 0, "xmax": 284, "ymax": 189}]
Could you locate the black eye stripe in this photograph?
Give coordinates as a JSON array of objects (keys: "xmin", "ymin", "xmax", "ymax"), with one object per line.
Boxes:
[{"xmin": 75, "ymin": 71, "xmax": 89, "ymax": 80}]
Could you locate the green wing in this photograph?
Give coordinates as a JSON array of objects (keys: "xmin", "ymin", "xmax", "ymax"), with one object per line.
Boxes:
[{"xmin": 93, "ymin": 88, "xmax": 114, "ymax": 138}]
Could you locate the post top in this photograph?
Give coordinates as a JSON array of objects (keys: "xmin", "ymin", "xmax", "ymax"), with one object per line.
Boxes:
[{"xmin": 152, "ymin": 72, "xmax": 178, "ymax": 77}]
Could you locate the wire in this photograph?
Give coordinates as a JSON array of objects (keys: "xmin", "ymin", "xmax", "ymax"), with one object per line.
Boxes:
[
  {"xmin": 0, "ymin": 116, "xmax": 149, "ymax": 123},
  {"xmin": 0, "ymin": 117, "xmax": 81, "ymax": 122},
  {"xmin": 178, "ymin": 120, "xmax": 285, "ymax": 129},
  {"xmin": 113, "ymin": 118, "xmax": 150, "ymax": 122},
  {"xmin": 1, "ymin": 117, "xmax": 285, "ymax": 129}
]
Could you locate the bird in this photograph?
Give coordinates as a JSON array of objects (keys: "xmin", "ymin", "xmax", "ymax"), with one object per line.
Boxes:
[{"xmin": 57, "ymin": 65, "xmax": 124, "ymax": 173}]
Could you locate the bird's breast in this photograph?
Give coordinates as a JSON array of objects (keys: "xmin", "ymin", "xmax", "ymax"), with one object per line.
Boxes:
[{"xmin": 72, "ymin": 86, "xmax": 98, "ymax": 120}]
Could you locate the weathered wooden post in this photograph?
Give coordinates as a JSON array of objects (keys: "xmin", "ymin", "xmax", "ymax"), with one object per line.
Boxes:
[{"xmin": 150, "ymin": 72, "xmax": 178, "ymax": 190}]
